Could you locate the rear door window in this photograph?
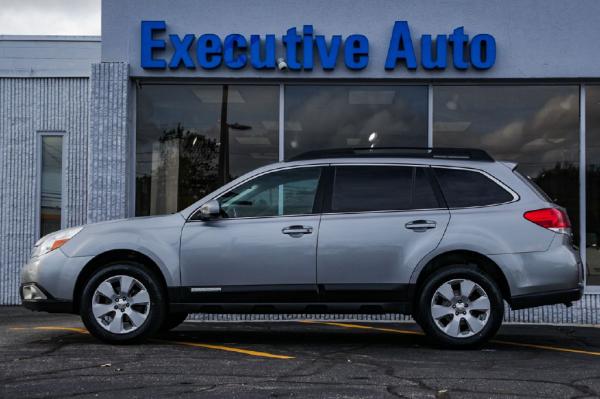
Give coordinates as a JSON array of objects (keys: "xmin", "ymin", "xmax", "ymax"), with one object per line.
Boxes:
[
  {"xmin": 433, "ymin": 167, "xmax": 514, "ymax": 208},
  {"xmin": 331, "ymin": 166, "xmax": 439, "ymax": 212}
]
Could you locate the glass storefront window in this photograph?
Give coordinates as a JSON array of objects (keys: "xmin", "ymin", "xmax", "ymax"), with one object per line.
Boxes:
[
  {"xmin": 586, "ymin": 86, "xmax": 600, "ymax": 285},
  {"xmin": 39, "ymin": 135, "xmax": 63, "ymax": 237},
  {"xmin": 284, "ymin": 85, "xmax": 428, "ymax": 159},
  {"xmin": 433, "ymin": 85, "xmax": 580, "ymax": 245},
  {"xmin": 136, "ymin": 85, "xmax": 279, "ymax": 216}
]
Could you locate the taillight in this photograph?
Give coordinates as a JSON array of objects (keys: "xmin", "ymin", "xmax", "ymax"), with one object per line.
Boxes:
[{"xmin": 523, "ymin": 208, "xmax": 571, "ymax": 234}]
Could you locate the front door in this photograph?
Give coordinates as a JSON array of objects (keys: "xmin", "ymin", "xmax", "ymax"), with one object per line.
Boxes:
[
  {"xmin": 180, "ymin": 166, "xmax": 324, "ymax": 302},
  {"xmin": 316, "ymin": 165, "xmax": 450, "ymax": 301}
]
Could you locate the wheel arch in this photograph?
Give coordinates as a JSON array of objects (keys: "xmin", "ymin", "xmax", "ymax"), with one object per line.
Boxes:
[
  {"xmin": 412, "ymin": 250, "xmax": 512, "ymax": 304},
  {"xmin": 72, "ymin": 249, "xmax": 170, "ymax": 314}
]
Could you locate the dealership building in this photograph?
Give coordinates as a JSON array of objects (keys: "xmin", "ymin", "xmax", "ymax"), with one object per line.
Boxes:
[{"xmin": 1, "ymin": 0, "xmax": 600, "ymax": 323}]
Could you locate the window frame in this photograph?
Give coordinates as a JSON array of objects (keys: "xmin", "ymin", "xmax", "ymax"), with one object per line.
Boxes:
[
  {"xmin": 36, "ymin": 131, "xmax": 67, "ymax": 239},
  {"xmin": 188, "ymin": 164, "xmax": 327, "ymax": 221},
  {"xmin": 321, "ymin": 163, "xmax": 445, "ymax": 215}
]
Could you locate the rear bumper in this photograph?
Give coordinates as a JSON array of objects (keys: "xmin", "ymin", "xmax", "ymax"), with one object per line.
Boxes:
[{"xmin": 510, "ymin": 285, "xmax": 584, "ymax": 310}]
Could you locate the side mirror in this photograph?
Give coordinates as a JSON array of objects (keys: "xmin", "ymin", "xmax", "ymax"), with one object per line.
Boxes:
[{"xmin": 199, "ymin": 200, "xmax": 220, "ymax": 221}]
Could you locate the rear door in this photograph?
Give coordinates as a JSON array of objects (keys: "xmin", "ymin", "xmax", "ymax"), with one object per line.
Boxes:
[{"xmin": 316, "ymin": 165, "xmax": 450, "ymax": 301}]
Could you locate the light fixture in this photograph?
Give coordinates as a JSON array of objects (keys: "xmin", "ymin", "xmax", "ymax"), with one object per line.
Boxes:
[{"xmin": 445, "ymin": 94, "xmax": 460, "ymax": 111}]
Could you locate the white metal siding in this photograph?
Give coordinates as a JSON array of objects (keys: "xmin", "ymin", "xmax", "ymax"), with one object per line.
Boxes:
[{"xmin": 0, "ymin": 77, "xmax": 89, "ymax": 304}]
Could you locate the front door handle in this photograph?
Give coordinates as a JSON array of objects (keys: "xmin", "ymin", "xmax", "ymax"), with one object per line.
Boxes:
[
  {"xmin": 405, "ymin": 220, "xmax": 437, "ymax": 231},
  {"xmin": 282, "ymin": 225, "xmax": 313, "ymax": 237}
]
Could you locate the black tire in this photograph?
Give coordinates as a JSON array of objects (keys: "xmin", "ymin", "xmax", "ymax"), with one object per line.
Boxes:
[
  {"xmin": 160, "ymin": 312, "xmax": 188, "ymax": 332},
  {"xmin": 415, "ymin": 265, "xmax": 504, "ymax": 348},
  {"xmin": 80, "ymin": 262, "xmax": 166, "ymax": 344}
]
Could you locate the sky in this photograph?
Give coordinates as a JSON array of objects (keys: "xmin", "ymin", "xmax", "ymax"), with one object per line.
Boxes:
[{"xmin": 0, "ymin": 0, "xmax": 100, "ymax": 35}]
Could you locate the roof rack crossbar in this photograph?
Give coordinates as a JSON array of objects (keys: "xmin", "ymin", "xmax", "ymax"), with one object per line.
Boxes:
[{"xmin": 288, "ymin": 147, "xmax": 494, "ymax": 162}]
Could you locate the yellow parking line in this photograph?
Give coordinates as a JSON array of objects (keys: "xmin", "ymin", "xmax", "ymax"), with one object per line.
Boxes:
[
  {"xmin": 10, "ymin": 326, "xmax": 293, "ymax": 360},
  {"xmin": 158, "ymin": 339, "xmax": 294, "ymax": 359},
  {"xmin": 9, "ymin": 326, "xmax": 89, "ymax": 334},
  {"xmin": 300, "ymin": 320, "xmax": 425, "ymax": 336},
  {"xmin": 32, "ymin": 326, "xmax": 90, "ymax": 334},
  {"xmin": 301, "ymin": 320, "xmax": 600, "ymax": 357},
  {"xmin": 490, "ymin": 339, "xmax": 600, "ymax": 357}
]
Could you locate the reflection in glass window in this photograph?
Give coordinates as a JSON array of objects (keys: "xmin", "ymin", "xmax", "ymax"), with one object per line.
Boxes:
[
  {"xmin": 433, "ymin": 86, "xmax": 580, "ymax": 242},
  {"xmin": 284, "ymin": 86, "xmax": 428, "ymax": 159},
  {"xmin": 433, "ymin": 168, "xmax": 514, "ymax": 208},
  {"xmin": 331, "ymin": 166, "xmax": 438, "ymax": 212},
  {"xmin": 136, "ymin": 85, "xmax": 279, "ymax": 216},
  {"xmin": 586, "ymin": 86, "xmax": 600, "ymax": 285},
  {"xmin": 218, "ymin": 167, "xmax": 321, "ymax": 218},
  {"xmin": 40, "ymin": 135, "xmax": 63, "ymax": 237}
]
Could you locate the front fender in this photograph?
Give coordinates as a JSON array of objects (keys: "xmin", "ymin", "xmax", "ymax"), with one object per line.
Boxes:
[{"xmin": 61, "ymin": 214, "xmax": 185, "ymax": 287}]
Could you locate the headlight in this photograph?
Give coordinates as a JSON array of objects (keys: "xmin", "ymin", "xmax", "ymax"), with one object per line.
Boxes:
[{"xmin": 31, "ymin": 226, "xmax": 83, "ymax": 258}]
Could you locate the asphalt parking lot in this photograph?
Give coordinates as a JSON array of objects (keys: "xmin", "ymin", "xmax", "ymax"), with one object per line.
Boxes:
[{"xmin": 1, "ymin": 307, "xmax": 600, "ymax": 398}]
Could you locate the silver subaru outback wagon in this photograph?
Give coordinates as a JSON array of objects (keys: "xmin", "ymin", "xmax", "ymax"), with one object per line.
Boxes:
[{"xmin": 21, "ymin": 148, "xmax": 584, "ymax": 347}]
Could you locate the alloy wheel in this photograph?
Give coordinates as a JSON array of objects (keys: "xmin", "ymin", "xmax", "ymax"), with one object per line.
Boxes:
[
  {"xmin": 430, "ymin": 278, "xmax": 491, "ymax": 338},
  {"xmin": 92, "ymin": 275, "xmax": 151, "ymax": 334}
]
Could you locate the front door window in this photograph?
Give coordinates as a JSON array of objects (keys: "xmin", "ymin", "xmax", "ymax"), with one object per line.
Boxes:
[{"xmin": 218, "ymin": 167, "xmax": 322, "ymax": 218}]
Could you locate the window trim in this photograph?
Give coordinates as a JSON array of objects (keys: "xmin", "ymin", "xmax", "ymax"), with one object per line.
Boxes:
[
  {"xmin": 188, "ymin": 164, "xmax": 326, "ymax": 221},
  {"xmin": 322, "ymin": 163, "xmax": 446, "ymax": 216},
  {"xmin": 36, "ymin": 131, "xmax": 67, "ymax": 239},
  {"xmin": 431, "ymin": 166, "xmax": 520, "ymax": 210}
]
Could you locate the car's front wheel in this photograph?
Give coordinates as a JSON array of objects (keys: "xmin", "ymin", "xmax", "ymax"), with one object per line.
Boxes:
[
  {"xmin": 80, "ymin": 263, "xmax": 166, "ymax": 344},
  {"xmin": 416, "ymin": 265, "xmax": 504, "ymax": 348}
]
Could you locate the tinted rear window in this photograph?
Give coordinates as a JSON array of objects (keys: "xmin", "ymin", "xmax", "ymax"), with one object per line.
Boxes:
[
  {"xmin": 433, "ymin": 168, "xmax": 514, "ymax": 208},
  {"xmin": 331, "ymin": 166, "xmax": 439, "ymax": 212}
]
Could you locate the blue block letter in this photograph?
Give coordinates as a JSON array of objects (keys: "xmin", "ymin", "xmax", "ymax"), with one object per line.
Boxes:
[
  {"xmin": 141, "ymin": 20, "xmax": 167, "ymax": 69},
  {"xmin": 224, "ymin": 34, "xmax": 247, "ymax": 70},
  {"xmin": 250, "ymin": 35, "xmax": 276, "ymax": 69},
  {"xmin": 303, "ymin": 25, "xmax": 314, "ymax": 70},
  {"xmin": 449, "ymin": 27, "xmax": 469, "ymax": 70},
  {"xmin": 470, "ymin": 34, "xmax": 496, "ymax": 69},
  {"xmin": 344, "ymin": 34, "xmax": 369, "ymax": 70},
  {"xmin": 385, "ymin": 21, "xmax": 417, "ymax": 70},
  {"xmin": 421, "ymin": 34, "xmax": 448, "ymax": 70},
  {"xmin": 197, "ymin": 34, "xmax": 223, "ymax": 69},
  {"xmin": 315, "ymin": 35, "xmax": 341, "ymax": 70},
  {"xmin": 282, "ymin": 27, "xmax": 302, "ymax": 70},
  {"xmin": 169, "ymin": 34, "xmax": 195, "ymax": 69}
]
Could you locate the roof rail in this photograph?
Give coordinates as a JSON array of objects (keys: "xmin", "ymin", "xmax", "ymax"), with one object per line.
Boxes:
[{"xmin": 288, "ymin": 147, "xmax": 495, "ymax": 162}]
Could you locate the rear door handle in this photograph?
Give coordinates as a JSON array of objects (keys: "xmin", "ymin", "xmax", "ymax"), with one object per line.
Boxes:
[
  {"xmin": 282, "ymin": 225, "xmax": 313, "ymax": 236},
  {"xmin": 405, "ymin": 220, "xmax": 437, "ymax": 231}
]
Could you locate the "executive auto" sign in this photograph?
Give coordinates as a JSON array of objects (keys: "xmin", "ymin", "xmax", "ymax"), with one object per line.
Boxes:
[{"xmin": 141, "ymin": 20, "xmax": 496, "ymax": 72}]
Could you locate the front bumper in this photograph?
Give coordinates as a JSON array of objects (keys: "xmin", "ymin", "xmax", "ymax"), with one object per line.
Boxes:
[
  {"xmin": 20, "ymin": 249, "xmax": 93, "ymax": 303},
  {"xmin": 20, "ymin": 283, "xmax": 74, "ymax": 313}
]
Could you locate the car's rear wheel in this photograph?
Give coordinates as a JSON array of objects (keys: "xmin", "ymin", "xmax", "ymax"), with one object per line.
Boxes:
[
  {"xmin": 80, "ymin": 263, "xmax": 166, "ymax": 344},
  {"xmin": 416, "ymin": 265, "xmax": 504, "ymax": 348},
  {"xmin": 160, "ymin": 312, "xmax": 188, "ymax": 332}
]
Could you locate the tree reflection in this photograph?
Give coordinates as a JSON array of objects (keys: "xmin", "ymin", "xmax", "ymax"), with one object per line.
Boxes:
[
  {"xmin": 532, "ymin": 162, "xmax": 580, "ymax": 243},
  {"xmin": 136, "ymin": 123, "xmax": 223, "ymax": 215}
]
